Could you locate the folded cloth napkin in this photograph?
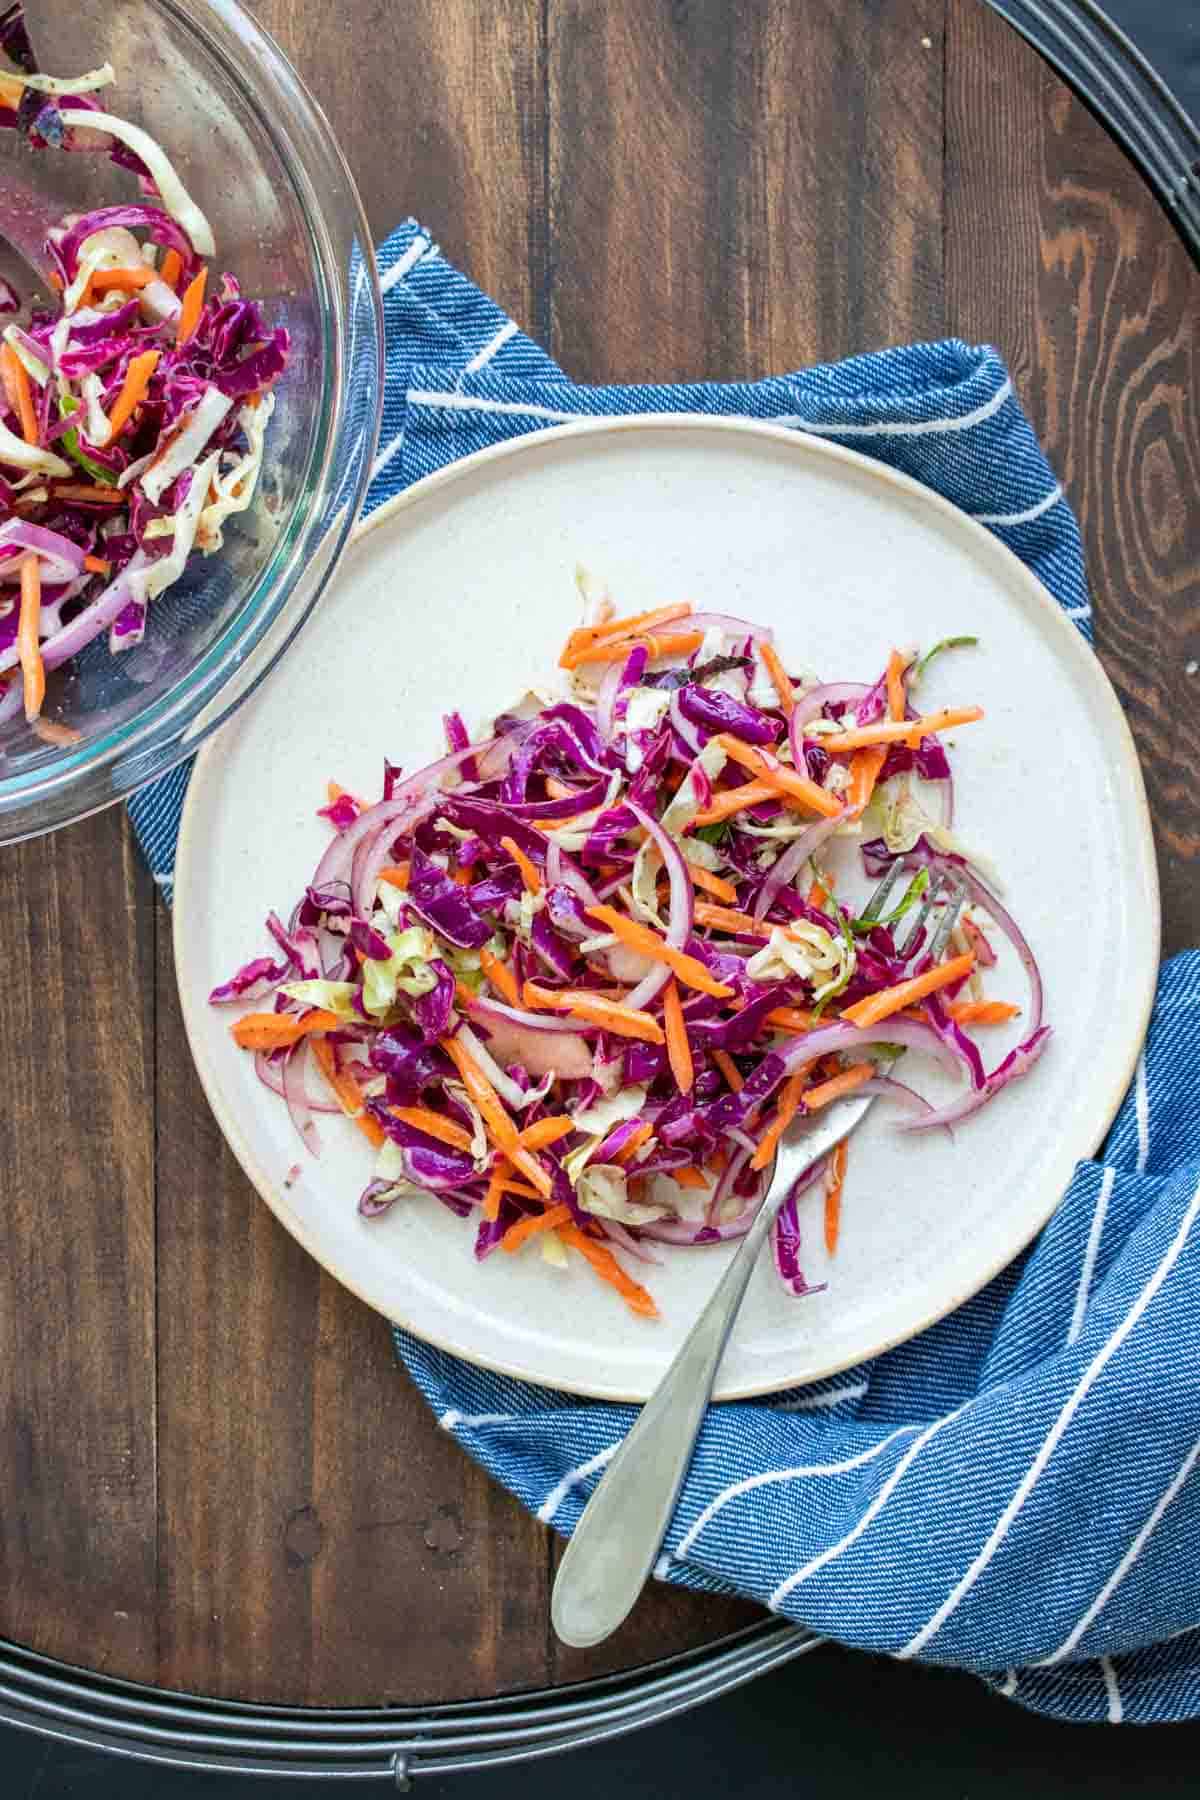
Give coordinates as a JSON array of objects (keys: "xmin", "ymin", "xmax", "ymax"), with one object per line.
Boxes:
[{"xmin": 133, "ymin": 220, "xmax": 1200, "ymax": 1725}]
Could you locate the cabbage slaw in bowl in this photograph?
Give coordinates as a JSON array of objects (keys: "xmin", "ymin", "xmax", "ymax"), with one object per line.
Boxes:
[
  {"xmin": 212, "ymin": 580, "xmax": 1050, "ymax": 1319},
  {"xmin": 0, "ymin": 1, "xmax": 288, "ymax": 739}
]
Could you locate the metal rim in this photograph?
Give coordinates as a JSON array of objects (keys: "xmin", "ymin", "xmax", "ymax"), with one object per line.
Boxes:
[
  {"xmin": 0, "ymin": 1623, "xmax": 821, "ymax": 1782},
  {"xmin": 5, "ymin": 0, "xmax": 1195, "ymax": 1777}
]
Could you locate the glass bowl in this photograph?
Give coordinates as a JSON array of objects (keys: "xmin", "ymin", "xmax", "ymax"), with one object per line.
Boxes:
[{"xmin": 0, "ymin": 0, "xmax": 383, "ymax": 841}]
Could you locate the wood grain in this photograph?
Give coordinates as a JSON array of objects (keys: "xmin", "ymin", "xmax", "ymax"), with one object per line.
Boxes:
[
  {"xmin": 945, "ymin": 0, "xmax": 1200, "ymax": 956},
  {"xmin": 548, "ymin": 0, "xmax": 946, "ymax": 382},
  {"xmin": 0, "ymin": 0, "xmax": 1196, "ymax": 1711},
  {"xmin": 0, "ymin": 813, "xmax": 157, "ymax": 1676}
]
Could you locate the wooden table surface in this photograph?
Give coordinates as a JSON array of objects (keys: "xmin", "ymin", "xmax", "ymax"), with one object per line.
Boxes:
[{"xmin": 0, "ymin": 0, "xmax": 1196, "ymax": 1711}]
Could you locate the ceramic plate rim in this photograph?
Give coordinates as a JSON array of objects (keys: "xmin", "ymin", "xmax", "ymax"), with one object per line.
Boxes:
[{"xmin": 173, "ymin": 412, "xmax": 1160, "ymax": 1401}]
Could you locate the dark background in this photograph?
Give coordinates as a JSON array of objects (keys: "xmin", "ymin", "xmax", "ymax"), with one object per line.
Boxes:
[{"xmin": 8, "ymin": 2, "xmax": 1199, "ymax": 1794}]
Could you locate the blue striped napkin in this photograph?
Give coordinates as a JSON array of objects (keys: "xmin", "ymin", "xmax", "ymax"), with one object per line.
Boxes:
[{"xmin": 134, "ymin": 220, "xmax": 1200, "ymax": 1724}]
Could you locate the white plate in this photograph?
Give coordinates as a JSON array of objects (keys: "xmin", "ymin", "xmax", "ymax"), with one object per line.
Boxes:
[{"xmin": 174, "ymin": 416, "xmax": 1159, "ymax": 1402}]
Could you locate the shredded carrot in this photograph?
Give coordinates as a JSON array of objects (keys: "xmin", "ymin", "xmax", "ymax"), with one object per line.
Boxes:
[
  {"xmin": 479, "ymin": 945, "xmax": 520, "ymax": 1006},
  {"xmin": 712, "ymin": 1048, "xmax": 744, "ymax": 1092},
  {"xmin": 326, "ymin": 779, "xmax": 354, "ymax": 804},
  {"xmin": 946, "ymin": 999, "xmax": 1020, "ymax": 1025},
  {"xmin": 662, "ymin": 978, "xmax": 694, "ymax": 1095},
  {"xmin": 819, "ymin": 707, "xmax": 985, "ymax": 754},
  {"xmin": 310, "ymin": 1038, "xmax": 385, "ymax": 1147},
  {"xmin": 613, "ymin": 1121, "xmax": 654, "ymax": 1165},
  {"xmin": 686, "ymin": 864, "xmax": 739, "ymax": 903},
  {"xmin": 105, "ymin": 349, "xmax": 160, "ymax": 444},
  {"xmin": 450, "ymin": 863, "xmax": 473, "ymax": 886},
  {"xmin": 841, "ymin": 950, "xmax": 976, "ymax": 1030},
  {"xmin": 543, "ymin": 776, "xmax": 579, "ymax": 801},
  {"xmin": 886, "ymin": 648, "xmax": 907, "ymax": 722},
  {"xmin": 714, "ymin": 735, "xmax": 844, "ymax": 819},
  {"xmin": 176, "ymin": 265, "xmax": 208, "ymax": 346},
  {"xmin": 672, "ymin": 1165, "xmax": 711, "ymax": 1190},
  {"xmin": 758, "ymin": 640, "xmax": 795, "ymax": 716},
  {"xmin": 1, "ymin": 343, "xmax": 37, "ymax": 444},
  {"xmin": 48, "ymin": 482, "xmax": 125, "ymax": 504},
  {"xmin": 585, "ymin": 904, "xmax": 733, "ymax": 998},
  {"xmin": 159, "ymin": 247, "xmax": 184, "ymax": 289},
  {"xmin": 91, "ymin": 266, "xmax": 160, "ymax": 294},
  {"xmin": 482, "ymin": 1158, "xmax": 510, "ymax": 1221},
  {"xmin": 690, "ymin": 779, "xmax": 781, "ymax": 827},
  {"xmin": 847, "ymin": 744, "xmax": 889, "ymax": 816},
  {"xmin": 558, "ymin": 603, "xmax": 692, "ymax": 666},
  {"xmin": 499, "ymin": 834, "xmax": 541, "ymax": 895},
  {"xmin": 501, "ymin": 1202, "xmax": 572, "ymax": 1251},
  {"xmin": 46, "ymin": 270, "xmax": 63, "ymax": 293},
  {"xmin": 824, "ymin": 1141, "xmax": 847, "ymax": 1254},
  {"xmin": 558, "ymin": 1225, "xmax": 659, "ymax": 1318},
  {"xmin": 750, "ymin": 1070, "xmax": 808, "ymax": 1170},
  {"xmin": 230, "ymin": 1009, "xmax": 341, "ymax": 1050},
  {"xmin": 567, "ymin": 629, "xmax": 706, "ymax": 667},
  {"xmin": 523, "ymin": 981, "xmax": 666, "ymax": 1044},
  {"xmin": 83, "ymin": 553, "xmax": 111, "ymax": 576},
  {"xmin": 16, "ymin": 553, "xmax": 44, "ymax": 722},
  {"xmin": 517, "ymin": 1115, "xmax": 574, "ymax": 1151},
  {"xmin": 693, "ymin": 900, "xmax": 769, "ymax": 937},
  {"xmin": 808, "ymin": 878, "xmax": 828, "ymax": 908},
  {"xmin": 377, "ymin": 863, "xmax": 410, "ymax": 890},
  {"xmin": 440, "ymin": 1034, "xmax": 553, "ymax": 1197},
  {"xmin": 803, "ymin": 1062, "xmax": 875, "ymax": 1110},
  {"xmin": 765, "ymin": 1006, "xmax": 817, "ymax": 1034},
  {"xmin": 389, "ymin": 1105, "xmax": 474, "ymax": 1153}
]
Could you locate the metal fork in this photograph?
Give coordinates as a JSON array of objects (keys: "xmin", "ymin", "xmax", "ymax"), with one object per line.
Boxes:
[{"xmin": 551, "ymin": 862, "xmax": 967, "ymax": 1649}]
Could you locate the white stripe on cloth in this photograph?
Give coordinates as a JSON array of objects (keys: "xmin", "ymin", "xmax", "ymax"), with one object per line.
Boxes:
[
  {"xmin": 1064, "ymin": 603, "xmax": 1093, "ymax": 620},
  {"xmin": 439, "ymin": 1409, "xmax": 514, "ymax": 1431},
  {"xmin": 774, "ymin": 378, "xmax": 1013, "ymax": 438},
  {"xmin": 898, "ymin": 1170, "xmax": 1200, "ymax": 1659},
  {"xmin": 1101, "ymin": 1656, "xmax": 1124, "ymax": 1723},
  {"xmin": 1136, "ymin": 1050, "xmax": 1150, "ymax": 1172},
  {"xmin": 1067, "ymin": 1166, "xmax": 1116, "ymax": 1346},
  {"xmin": 1040, "ymin": 1434, "xmax": 1200, "ymax": 1664},
  {"xmin": 768, "ymin": 1407, "xmax": 967, "ymax": 1611},
  {"xmin": 675, "ymin": 1424, "xmax": 917, "ymax": 1560},
  {"xmin": 378, "ymin": 233, "xmax": 431, "ymax": 295},
  {"xmin": 775, "ymin": 1382, "xmax": 868, "ymax": 1411},
  {"xmin": 973, "ymin": 483, "xmax": 1064, "ymax": 527},
  {"xmin": 408, "ymin": 389, "xmax": 578, "ymax": 423},
  {"xmin": 998, "ymin": 1669, "xmax": 1019, "ymax": 1697},
  {"xmin": 537, "ymin": 1442, "xmax": 620, "ymax": 1524},
  {"xmin": 464, "ymin": 319, "xmax": 519, "ymax": 374},
  {"xmin": 369, "ymin": 428, "xmax": 406, "ymax": 485}
]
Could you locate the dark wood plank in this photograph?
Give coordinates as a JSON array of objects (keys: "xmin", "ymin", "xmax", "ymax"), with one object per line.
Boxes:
[
  {"xmin": 152, "ymin": 0, "xmax": 554, "ymax": 1707},
  {"xmin": 548, "ymin": 0, "xmax": 946, "ymax": 382},
  {"xmin": 0, "ymin": 811, "xmax": 157, "ymax": 1675},
  {"xmin": 945, "ymin": 0, "xmax": 1200, "ymax": 957},
  {"xmin": 247, "ymin": 0, "xmax": 548, "ymax": 327},
  {"xmin": 544, "ymin": 0, "xmax": 946, "ymax": 1683}
]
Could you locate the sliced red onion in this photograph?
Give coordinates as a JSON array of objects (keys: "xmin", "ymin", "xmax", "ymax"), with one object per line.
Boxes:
[
  {"xmin": 751, "ymin": 812, "xmax": 844, "ymax": 922},
  {"xmin": 309, "ymin": 741, "xmax": 489, "ymax": 901},
  {"xmin": 254, "ymin": 1048, "xmax": 341, "ymax": 1113},
  {"xmin": 0, "ymin": 519, "xmax": 85, "ymax": 587},
  {"xmin": 624, "ymin": 798, "xmax": 693, "ymax": 1011},
  {"xmin": 468, "ymin": 994, "xmax": 594, "ymax": 1035},
  {"xmin": 281, "ymin": 1039, "xmax": 324, "ymax": 1154},
  {"xmin": 685, "ymin": 612, "xmax": 774, "ymax": 640},
  {"xmin": 790, "ymin": 682, "xmax": 870, "ymax": 736},
  {"xmin": 894, "ymin": 1027, "xmax": 1052, "ymax": 1132},
  {"xmin": 854, "ymin": 1075, "xmax": 950, "ymax": 1134},
  {"xmin": 597, "ymin": 1218, "xmax": 664, "ymax": 1266},
  {"xmin": 778, "ymin": 1016, "xmax": 968, "ymax": 1080}
]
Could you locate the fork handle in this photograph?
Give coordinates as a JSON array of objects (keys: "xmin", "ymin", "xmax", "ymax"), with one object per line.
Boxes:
[{"xmin": 550, "ymin": 1188, "xmax": 782, "ymax": 1649}]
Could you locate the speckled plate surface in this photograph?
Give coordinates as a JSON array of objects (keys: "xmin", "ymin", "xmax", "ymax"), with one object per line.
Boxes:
[{"xmin": 173, "ymin": 416, "xmax": 1158, "ymax": 1401}]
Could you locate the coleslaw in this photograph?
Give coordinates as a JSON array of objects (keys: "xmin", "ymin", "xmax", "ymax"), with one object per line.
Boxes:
[
  {"xmin": 0, "ymin": 3, "xmax": 288, "ymax": 737},
  {"xmin": 214, "ymin": 581, "xmax": 1051, "ymax": 1318}
]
